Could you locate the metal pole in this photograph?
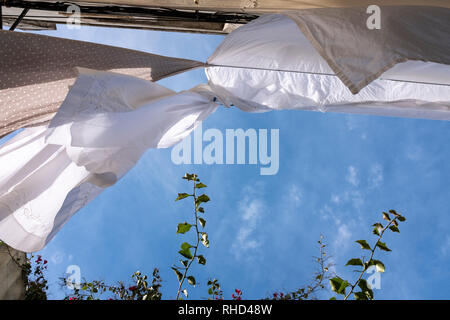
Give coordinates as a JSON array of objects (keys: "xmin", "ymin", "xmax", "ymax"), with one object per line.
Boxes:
[{"xmin": 9, "ymin": 7, "xmax": 29, "ymax": 31}]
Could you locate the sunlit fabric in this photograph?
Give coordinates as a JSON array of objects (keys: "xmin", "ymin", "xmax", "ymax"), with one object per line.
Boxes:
[
  {"xmin": 207, "ymin": 11, "xmax": 450, "ymax": 119},
  {"xmin": 0, "ymin": 69, "xmax": 217, "ymax": 252},
  {"xmin": 0, "ymin": 30, "xmax": 204, "ymax": 138}
]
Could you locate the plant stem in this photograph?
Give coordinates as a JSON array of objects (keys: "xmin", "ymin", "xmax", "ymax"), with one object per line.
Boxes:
[
  {"xmin": 176, "ymin": 176, "xmax": 201, "ymax": 300},
  {"xmin": 343, "ymin": 217, "xmax": 398, "ymax": 300}
]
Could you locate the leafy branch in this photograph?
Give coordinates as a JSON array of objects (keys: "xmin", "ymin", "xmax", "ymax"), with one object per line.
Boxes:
[
  {"xmin": 269, "ymin": 235, "xmax": 333, "ymax": 300},
  {"xmin": 330, "ymin": 210, "xmax": 406, "ymax": 300},
  {"xmin": 63, "ymin": 269, "xmax": 162, "ymax": 300},
  {"xmin": 207, "ymin": 278, "xmax": 224, "ymax": 300},
  {"xmin": 173, "ymin": 173, "xmax": 210, "ymax": 299}
]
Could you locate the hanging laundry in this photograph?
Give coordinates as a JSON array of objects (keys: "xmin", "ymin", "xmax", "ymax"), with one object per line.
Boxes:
[
  {"xmin": 0, "ymin": 69, "xmax": 217, "ymax": 252},
  {"xmin": 0, "ymin": 30, "xmax": 204, "ymax": 138},
  {"xmin": 0, "ymin": 6, "xmax": 449, "ymax": 252},
  {"xmin": 206, "ymin": 9, "xmax": 450, "ymax": 119}
]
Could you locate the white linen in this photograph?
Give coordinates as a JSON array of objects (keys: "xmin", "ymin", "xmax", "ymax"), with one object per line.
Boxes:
[
  {"xmin": 285, "ymin": 6, "xmax": 450, "ymax": 93},
  {"xmin": 0, "ymin": 69, "xmax": 218, "ymax": 252},
  {"xmin": 1, "ymin": 10, "xmax": 450, "ymax": 252},
  {"xmin": 206, "ymin": 14, "xmax": 450, "ymax": 119},
  {"xmin": 0, "ymin": 30, "xmax": 204, "ymax": 139}
]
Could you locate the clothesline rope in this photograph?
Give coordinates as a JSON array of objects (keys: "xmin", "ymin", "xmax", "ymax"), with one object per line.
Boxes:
[{"xmin": 205, "ymin": 63, "xmax": 450, "ymax": 88}]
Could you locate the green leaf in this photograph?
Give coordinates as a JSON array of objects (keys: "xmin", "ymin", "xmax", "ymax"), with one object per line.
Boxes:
[
  {"xmin": 182, "ymin": 173, "xmax": 198, "ymax": 181},
  {"xmin": 382, "ymin": 212, "xmax": 391, "ymax": 221},
  {"xmin": 338, "ymin": 280, "xmax": 349, "ymax": 295},
  {"xmin": 329, "ymin": 297, "xmax": 337, "ymax": 300},
  {"xmin": 345, "ymin": 258, "xmax": 364, "ymax": 267},
  {"xmin": 355, "ymin": 240, "xmax": 371, "ymax": 250},
  {"xmin": 358, "ymin": 279, "xmax": 374, "ymax": 300},
  {"xmin": 197, "ymin": 255, "xmax": 206, "ymax": 265},
  {"xmin": 177, "ymin": 222, "xmax": 192, "ymax": 234},
  {"xmin": 200, "ymin": 232, "xmax": 210, "ymax": 248},
  {"xmin": 368, "ymin": 259, "xmax": 385, "ymax": 273},
  {"xmin": 180, "ymin": 260, "xmax": 189, "ymax": 268},
  {"xmin": 389, "ymin": 225, "xmax": 400, "ymax": 233},
  {"xmin": 187, "ymin": 276, "xmax": 196, "ymax": 286},
  {"xmin": 196, "ymin": 183, "xmax": 207, "ymax": 189},
  {"xmin": 198, "ymin": 207, "xmax": 205, "ymax": 213},
  {"xmin": 175, "ymin": 193, "xmax": 190, "ymax": 201},
  {"xmin": 354, "ymin": 291, "xmax": 368, "ymax": 300},
  {"xmin": 178, "ymin": 242, "xmax": 193, "ymax": 259},
  {"xmin": 171, "ymin": 267, "xmax": 183, "ymax": 282},
  {"xmin": 372, "ymin": 227, "xmax": 380, "ymax": 236},
  {"xmin": 198, "ymin": 217, "xmax": 206, "ymax": 228},
  {"xmin": 372, "ymin": 223, "xmax": 383, "ymax": 228},
  {"xmin": 196, "ymin": 194, "xmax": 210, "ymax": 205},
  {"xmin": 376, "ymin": 241, "xmax": 392, "ymax": 252},
  {"xmin": 182, "ymin": 289, "xmax": 188, "ymax": 298},
  {"xmin": 329, "ymin": 277, "xmax": 341, "ymax": 293},
  {"xmin": 397, "ymin": 215, "xmax": 406, "ymax": 222},
  {"xmin": 182, "ymin": 173, "xmax": 192, "ymax": 180},
  {"xmin": 181, "ymin": 242, "xmax": 192, "ymax": 250},
  {"xmin": 329, "ymin": 277, "xmax": 348, "ymax": 295},
  {"xmin": 372, "ymin": 223, "xmax": 383, "ymax": 236}
]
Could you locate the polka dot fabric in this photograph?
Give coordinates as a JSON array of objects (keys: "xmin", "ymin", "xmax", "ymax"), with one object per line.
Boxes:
[{"xmin": 0, "ymin": 30, "xmax": 204, "ymax": 138}]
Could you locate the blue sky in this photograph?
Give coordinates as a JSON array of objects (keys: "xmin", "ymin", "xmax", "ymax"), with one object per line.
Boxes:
[{"xmin": 7, "ymin": 24, "xmax": 449, "ymax": 300}]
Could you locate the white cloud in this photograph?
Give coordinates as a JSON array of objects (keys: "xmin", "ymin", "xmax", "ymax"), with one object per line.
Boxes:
[
  {"xmin": 232, "ymin": 187, "xmax": 265, "ymax": 258},
  {"xmin": 440, "ymin": 235, "xmax": 450, "ymax": 256},
  {"xmin": 320, "ymin": 204, "xmax": 333, "ymax": 220},
  {"xmin": 333, "ymin": 223, "xmax": 352, "ymax": 248},
  {"xmin": 331, "ymin": 194, "xmax": 341, "ymax": 204},
  {"xmin": 242, "ymin": 199, "xmax": 264, "ymax": 223},
  {"xmin": 286, "ymin": 184, "xmax": 302, "ymax": 207},
  {"xmin": 326, "ymin": 216, "xmax": 354, "ymax": 253},
  {"xmin": 346, "ymin": 166, "xmax": 359, "ymax": 187},
  {"xmin": 348, "ymin": 190, "xmax": 364, "ymax": 209},
  {"xmin": 50, "ymin": 251, "xmax": 65, "ymax": 265},
  {"xmin": 368, "ymin": 163, "xmax": 384, "ymax": 188}
]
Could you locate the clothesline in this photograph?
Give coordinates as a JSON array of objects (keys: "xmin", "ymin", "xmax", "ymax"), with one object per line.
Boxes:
[
  {"xmin": 206, "ymin": 63, "xmax": 450, "ymax": 88},
  {"xmin": 0, "ymin": 7, "xmax": 448, "ymax": 253}
]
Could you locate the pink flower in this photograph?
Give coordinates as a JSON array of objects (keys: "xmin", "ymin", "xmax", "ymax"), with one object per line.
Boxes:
[{"xmin": 129, "ymin": 286, "xmax": 137, "ymax": 291}]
